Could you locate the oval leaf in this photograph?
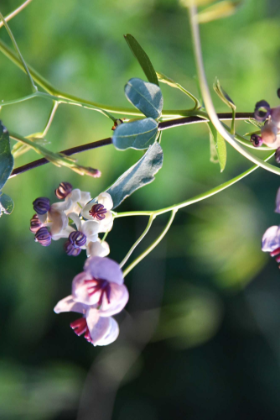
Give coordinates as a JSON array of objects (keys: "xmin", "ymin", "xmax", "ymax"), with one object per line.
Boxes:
[
  {"xmin": 124, "ymin": 34, "xmax": 159, "ymax": 86},
  {"xmin": 125, "ymin": 78, "xmax": 163, "ymax": 119},
  {"xmin": 112, "ymin": 118, "xmax": 158, "ymax": 150},
  {"xmin": 0, "ymin": 122, "xmax": 14, "ymax": 190},
  {"xmin": 106, "ymin": 142, "xmax": 163, "ymax": 209},
  {"xmin": 0, "ymin": 193, "xmax": 14, "ymax": 215}
]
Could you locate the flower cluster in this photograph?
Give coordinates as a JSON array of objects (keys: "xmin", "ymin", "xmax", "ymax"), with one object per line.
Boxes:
[
  {"xmin": 30, "ymin": 182, "xmax": 113, "ymax": 258},
  {"xmin": 54, "ymin": 256, "xmax": 128, "ymax": 346},
  {"xmin": 30, "ymin": 183, "xmax": 129, "ymax": 346},
  {"xmin": 262, "ymin": 187, "xmax": 280, "ymax": 265}
]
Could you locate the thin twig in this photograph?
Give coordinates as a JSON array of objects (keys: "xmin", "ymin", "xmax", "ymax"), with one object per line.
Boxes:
[{"xmin": 9, "ymin": 112, "xmax": 254, "ymax": 178}]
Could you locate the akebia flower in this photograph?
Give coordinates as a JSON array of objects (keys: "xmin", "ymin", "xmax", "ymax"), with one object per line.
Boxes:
[
  {"xmin": 54, "ymin": 257, "xmax": 128, "ymax": 346},
  {"xmin": 81, "ymin": 192, "xmax": 114, "ymax": 232},
  {"xmin": 262, "ymin": 187, "xmax": 280, "ymax": 265}
]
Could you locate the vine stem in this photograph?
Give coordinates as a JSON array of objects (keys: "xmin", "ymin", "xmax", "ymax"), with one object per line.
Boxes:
[
  {"xmin": 9, "ymin": 112, "xmax": 257, "ymax": 178},
  {"xmin": 0, "ymin": 0, "xmax": 33, "ymax": 28},
  {"xmin": 188, "ymin": 5, "xmax": 280, "ymax": 177},
  {"xmin": 115, "ymin": 151, "xmax": 275, "ymax": 218},
  {"xmin": 123, "ymin": 210, "xmax": 177, "ymax": 277},
  {"xmin": 119, "ymin": 214, "xmax": 156, "ymax": 268}
]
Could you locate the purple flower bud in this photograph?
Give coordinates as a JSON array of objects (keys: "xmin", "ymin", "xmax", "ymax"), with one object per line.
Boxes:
[
  {"xmin": 89, "ymin": 203, "xmax": 107, "ymax": 220},
  {"xmin": 33, "ymin": 197, "xmax": 51, "ymax": 215},
  {"xmin": 55, "ymin": 182, "xmax": 73, "ymax": 199},
  {"xmin": 275, "ymin": 147, "xmax": 280, "ymax": 164},
  {"xmin": 64, "ymin": 240, "xmax": 82, "ymax": 256},
  {"xmin": 35, "ymin": 227, "xmax": 52, "ymax": 246},
  {"xmin": 254, "ymin": 100, "xmax": 271, "ymax": 122},
  {"xmin": 250, "ymin": 133, "xmax": 263, "ymax": 147},
  {"xmin": 30, "ymin": 214, "xmax": 43, "ymax": 233},
  {"xmin": 69, "ymin": 231, "xmax": 87, "ymax": 247}
]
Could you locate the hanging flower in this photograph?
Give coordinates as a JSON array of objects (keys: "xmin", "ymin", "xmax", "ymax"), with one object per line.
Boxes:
[
  {"xmin": 262, "ymin": 187, "xmax": 280, "ymax": 264},
  {"xmin": 54, "ymin": 257, "xmax": 128, "ymax": 346}
]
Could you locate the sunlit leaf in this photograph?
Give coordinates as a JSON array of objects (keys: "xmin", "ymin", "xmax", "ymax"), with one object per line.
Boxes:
[
  {"xmin": 207, "ymin": 122, "xmax": 227, "ymax": 172},
  {"xmin": 106, "ymin": 142, "xmax": 163, "ymax": 208},
  {"xmin": 124, "ymin": 34, "xmax": 159, "ymax": 86},
  {"xmin": 0, "ymin": 193, "xmax": 14, "ymax": 215},
  {"xmin": 0, "ymin": 122, "xmax": 14, "ymax": 191},
  {"xmin": 112, "ymin": 118, "xmax": 158, "ymax": 150},
  {"xmin": 125, "ymin": 78, "xmax": 163, "ymax": 119},
  {"xmin": 180, "ymin": 0, "xmax": 217, "ymax": 7},
  {"xmin": 157, "ymin": 71, "xmax": 200, "ymax": 109},
  {"xmin": 198, "ymin": 0, "xmax": 243, "ymax": 23}
]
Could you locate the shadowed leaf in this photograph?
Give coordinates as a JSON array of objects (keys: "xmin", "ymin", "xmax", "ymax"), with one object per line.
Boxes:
[
  {"xmin": 125, "ymin": 78, "xmax": 163, "ymax": 119},
  {"xmin": 112, "ymin": 118, "xmax": 158, "ymax": 150}
]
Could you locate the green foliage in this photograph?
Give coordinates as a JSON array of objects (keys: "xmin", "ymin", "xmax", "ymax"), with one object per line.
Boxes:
[
  {"xmin": 124, "ymin": 34, "xmax": 159, "ymax": 86},
  {"xmin": 106, "ymin": 142, "xmax": 163, "ymax": 208},
  {"xmin": 0, "ymin": 193, "xmax": 14, "ymax": 216},
  {"xmin": 112, "ymin": 118, "xmax": 158, "ymax": 150},
  {"xmin": 157, "ymin": 72, "xmax": 200, "ymax": 109},
  {"xmin": 0, "ymin": 122, "xmax": 13, "ymax": 191},
  {"xmin": 124, "ymin": 78, "xmax": 163, "ymax": 120},
  {"xmin": 207, "ymin": 122, "xmax": 227, "ymax": 172}
]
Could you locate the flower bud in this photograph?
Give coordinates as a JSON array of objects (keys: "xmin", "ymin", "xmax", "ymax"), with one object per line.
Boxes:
[
  {"xmin": 33, "ymin": 197, "xmax": 51, "ymax": 215},
  {"xmin": 89, "ymin": 203, "xmax": 107, "ymax": 220},
  {"xmin": 35, "ymin": 227, "xmax": 52, "ymax": 246},
  {"xmin": 55, "ymin": 182, "xmax": 73, "ymax": 199},
  {"xmin": 69, "ymin": 231, "xmax": 87, "ymax": 247},
  {"xmin": 254, "ymin": 100, "xmax": 271, "ymax": 122},
  {"xmin": 64, "ymin": 240, "xmax": 82, "ymax": 256},
  {"xmin": 250, "ymin": 133, "xmax": 263, "ymax": 147},
  {"xmin": 30, "ymin": 214, "xmax": 43, "ymax": 233}
]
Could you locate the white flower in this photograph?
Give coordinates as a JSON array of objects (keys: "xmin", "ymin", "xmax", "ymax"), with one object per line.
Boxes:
[{"xmin": 81, "ymin": 192, "xmax": 114, "ymax": 233}]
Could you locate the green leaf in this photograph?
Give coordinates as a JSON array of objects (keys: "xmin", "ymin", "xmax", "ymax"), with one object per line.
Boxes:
[
  {"xmin": 157, "ymin": 72, "xmax": 200, "ymax": 109},
  {"xmin": 125, "ymin": 78, "xmax": 163, "ymax": 119},
  {"xmin": 0, "ymin": 193, "xmax": 14, "ymax": 215},
  {"xmin": 112, "ymin": 118, "xmax": 158, "ymax": 150},
  {"xmin": 213, "ymin": 78, "xmax": 236, "ymax": 133},
  {"xmin": 0, "ymin": 122, "xmax": 14, "ymax": 190},
  {"xmin": 197, "ymin": 0, "xmax": 243, "ymax": 23},
  {"xmin": 124, "ymin": 34, "xmax": 159, "ymax": 86},
  {"xmin": 106, "ymin": 142, "xmax": 163, "ymax": 209},
  {"xmin": 207, "ymin": 122, "xmax": 227, "ymax": 172}
]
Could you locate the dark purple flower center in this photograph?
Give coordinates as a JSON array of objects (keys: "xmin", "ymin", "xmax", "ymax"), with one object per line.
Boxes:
[
  {"xmin": 35, "ymin": 227, "xmax": 52, "ymax": 246},
  {"xmin": 33, "ymin": 197, "xmax": 51, "ymax": 215},
  {"xmin": 64, "ymin": 231, "xmax": 87, "ymax": 256},
  {"xmin": 84, "ymin": 278, "xmax": 111, "ymax": 307},
  {"xmin": 254, "ymin": 100, "xmax": 271, "ymax": 122},
  {"xmin": 55, "ymin": 182, "xmax": 73, "ymax": 199},
  {"xmin": 250, "ymin": 133, "xmax": 263, "ymax": 147},
  {"xmin": 89, "ymin": 204, "xmax": 107, "ymax": 220}
]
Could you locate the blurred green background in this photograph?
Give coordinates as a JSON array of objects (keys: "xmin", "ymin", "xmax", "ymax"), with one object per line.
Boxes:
[{"xmin": 1, "ymin": 0, "xmax": 280, "ymax": 419}]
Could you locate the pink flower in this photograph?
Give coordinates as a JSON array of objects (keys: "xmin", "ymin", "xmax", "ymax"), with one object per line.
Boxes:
[{"xmin": 54, "ymin": 257, "xmax": 128, "ymax": 346}]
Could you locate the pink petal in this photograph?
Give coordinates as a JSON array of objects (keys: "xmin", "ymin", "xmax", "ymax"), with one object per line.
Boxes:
[
  {"xmin": 276, "ymin": 188, "xmax": 280, "ymax": 214},
  {"xmin": 72, "ymin": 272, "xmax": 94, "ymax": 305},
  {"xmin": 84, "ymin": 256, "xmax": 124, "ymax": 285},
  {"xmin": 54, "ymin": 295, "xmax": 86, "ymax": 314},
  {"xmin": 85, "ymin": 308, "xmax": 111, "ymax": 344},
  {"xmin": 262, "ymin": 225, "xmax": 280, "ymax": 252},
  {"xmin": 96, "ymin": 317, "xmax": 119, "ymax": 346},
  {"xmin": 98, "ymin": 283, "xmax": 129, "ymax": 317}
]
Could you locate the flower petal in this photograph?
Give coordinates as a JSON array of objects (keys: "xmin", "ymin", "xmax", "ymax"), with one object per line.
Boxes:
[
  {"xmin": 262, "ymin": 225, "xmax": 280, "ymax": 252},
  {"xmin": 52, "ymin": 225, "xmax": 75, "ymax": 241},
  {"xmin": 84, "ymin": 256, "xmax": 124, "ymax": 285},
  {"xmin": 86, "ymin": 240, "xmax": 110, "ymax": 258},
  {"xmin": 97, "ymin": 192, "xmax": 113, "ymax": 210},
  {"xmin": 72, "ymin": 271, "xmax": 94, "ymax": 304},
  {"xmin": 85, "ymin": 308, "xmax": 111, "ymax": 345},
  {"xmin": 99, "ymin": 283, "xmax": 129, "ymax": 317},
  {"xmin": 98, "ymin": 211, "xmax": 113, "ymax": 233},
  {"xmin": 49, "ymin": 209, "xmax": 68, "ymax": 236},
  {"xmin": 81, "ymin": 220, "xmax": 100, "ymax": 239},
  {"xmin": 54, "ymin": 295, "xmax": 86, "ymax": 314},
  {"xmin": 96, "ymin": 317, "xmax": 119, "ymax": 346},
  {"xmin": 80, "ymin": 191, "xmax": 92, "ymax": 206}
]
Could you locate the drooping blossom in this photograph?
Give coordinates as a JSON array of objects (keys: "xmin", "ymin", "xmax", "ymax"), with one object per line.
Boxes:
[
  {"xmin": 54, "ymin": 257, "xmax": 128, "ymax": 345},
  {"xmin": 262, "ymin": 187, "xmax": 280, "ymax": 265}
]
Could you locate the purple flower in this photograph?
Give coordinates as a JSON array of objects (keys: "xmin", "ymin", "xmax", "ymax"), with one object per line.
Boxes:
[
  {"xmin": 30, "ymin": 214, "xmax": 43, "ymax": 233},
  {"xmin": 33, "ymin": 197, "xmax": 51, "ymax": 215},
  {"xmin": 54, "ymin": 257, "xmax": 128, "ymax": 346},
  {"xmin": 55, "ymin": 182, "xmax": 73, "ymax": 199},
  {"xmin": 35, "ymin": 227, "xmax": 52, "ymax": 247}
]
